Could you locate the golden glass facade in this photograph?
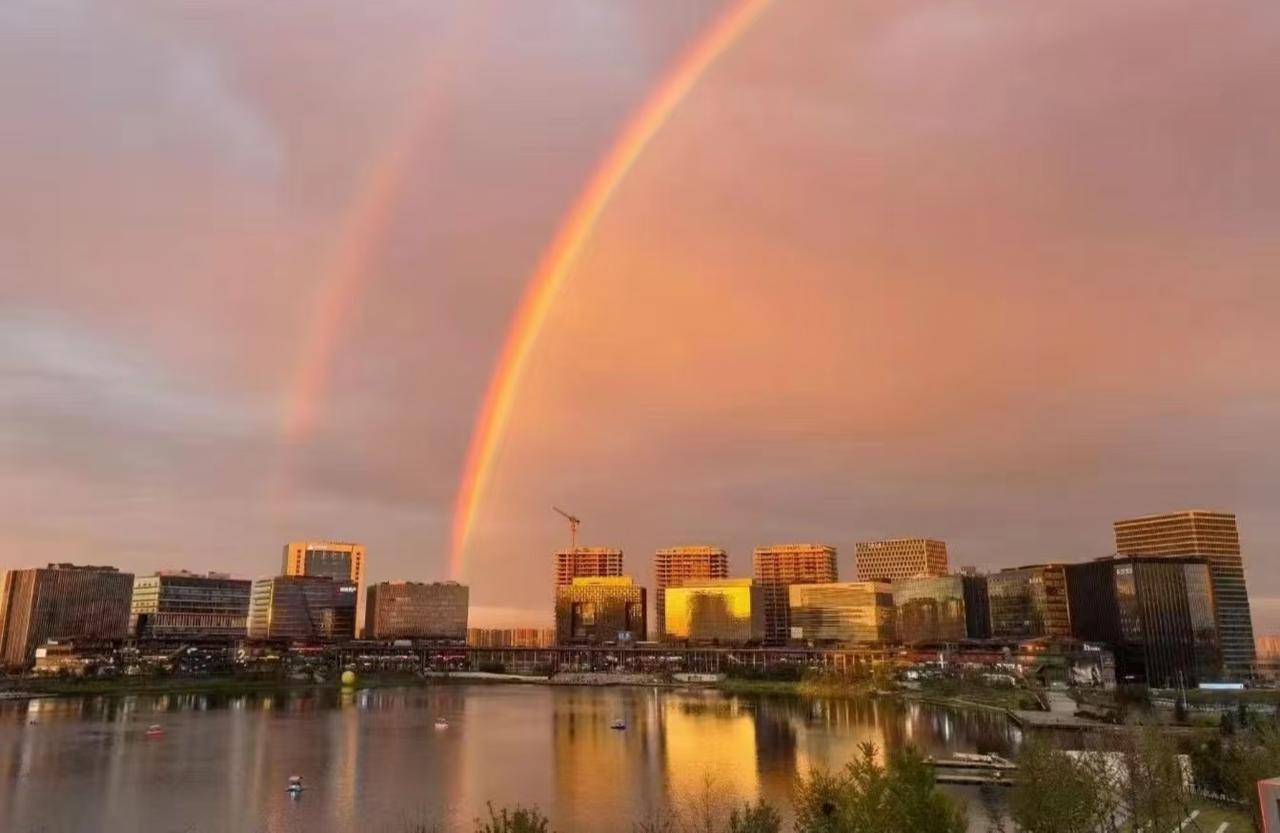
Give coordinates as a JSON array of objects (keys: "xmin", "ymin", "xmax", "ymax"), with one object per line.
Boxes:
[
  {"xmin": 854, "ymin": 538, "xmax": 949, "ymax": 582},
  {"xmin": 554, "ymin": 577, "xmax": 645, "ymax": 645},
  {"xmin": 987, "ymin": 564, "xmax": 1071, "ymax": 640},
  {"xmin": 1114, "ymin": 510, "xmax": 1255, "ymax": 677},
  {"xmin": 753, "ymin": 544, "xmax": 839, "ymax": 645},
  {"xmin": 654, "ymin": 546, "xmax": 729, "ymax": 641},
  {"xmin": 787, "ymin": 582, "xmax": 896, "ymax": 645},
  {"xmin": 664, "ymin": 579, "xmax": 763, "ymax": 644}
]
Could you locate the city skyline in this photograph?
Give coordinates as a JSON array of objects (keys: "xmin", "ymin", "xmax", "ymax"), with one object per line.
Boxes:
[{"xmin": 3, "ymin": 1, "xmax": 1279, "ymax": 633}]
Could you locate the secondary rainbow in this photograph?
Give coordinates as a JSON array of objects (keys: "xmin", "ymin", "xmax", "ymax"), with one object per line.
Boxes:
[{"xmin": 449, "ymin": 0, "xmax": 774, "ymax": 577}]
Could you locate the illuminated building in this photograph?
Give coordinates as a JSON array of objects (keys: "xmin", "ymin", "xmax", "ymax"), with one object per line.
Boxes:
[
  {"xmin": 364, "ymin": 581, "xmax": 468, "ymax": 641},
  {"xmin": 0, "ymin": 564, "xmax": 134, "ymax": 669},
  {"xmin": 987, "ymin": 564, "xmax": 1071, "ymax": 640},
  {"xmin": 129, "ymin": 571, "xmax": 251, "ymax": 639},
  {"xmin": 1256, "ymin": 636, "xmax": 1280, "ymax": 681},
  {"xmin": 663, "ymin": 579, "xmax": 763, "ymax": 643},
  {"xmin": 1114, "ymin": 510, "xmax": 1255, "ymax": 677},
  {"xmin": 653, "ymin": 546, "xmax": 729, "ymax": 640},
  {"xmin": 892, "ymin": 574, "xmax": 990, "ymax": 643},
  {"xmin": 467, "ymin": 627, "xmax": 556, "ymax": 648},
  {"xmin": 247, "ymin": 575, "xmax": 357, "ymax": 642},
  {"xmin": 854, "ymin": 538, "xmax": 949, "ymax": 582},
  {"xmin": 283, "ymin": 541, "xmax": 366, "ymax": 635},
  {"xmin": 554, "ymin": 577, "xmax": 645, "ymax": 645},
  {"xmin": 554, "ymin": 547, "xmax": 623, "ymax": 588},
  {"xmin": 788, "ymin": 582, "xmax": 896, "ymax": 645},
  {"xmin": 753, "ymin": 544, "xmax": 838, "ymax": 645},
  {"xmin": 1065, "ymin": 556, "xmax": 1221, "ymax": 686}
]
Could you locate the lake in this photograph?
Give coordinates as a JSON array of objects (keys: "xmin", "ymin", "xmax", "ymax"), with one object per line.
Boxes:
[{"xmin": 0, "ymin": 685, "xmax": 1021, "ymax": 833}]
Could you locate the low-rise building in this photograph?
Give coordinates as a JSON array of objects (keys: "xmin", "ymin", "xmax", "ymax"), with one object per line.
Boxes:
[
  {"xmin": 554, "ymin": 577, "xmax": 645, "ymax": 646},
  {"xmin": 129, "ymin": 571, "xmax": 252, "ymax": 640},
  {"xmin": 247, "ymin": 575, "xmax": 357, "ymax": 642},
  {"xmin": 365, "ymin": 581, "xmax": 468, "ymax": 641},
  {"xmin": 788, "ymin": 582, "xmax": 896, "ymax": 645},
  {"xmin": 663, "ymin": 579, "xmax": 764, "ymax": 644}
]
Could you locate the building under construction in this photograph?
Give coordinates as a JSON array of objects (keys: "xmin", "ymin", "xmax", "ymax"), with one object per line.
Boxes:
[
  {"xmin": 554, "ymin": 548, "xmax": 623, "ymax": 589},
  {"xmin": 653, "ymin": 546, "xmax": 729, "ymax": 641},
  {"xmin": 753, "ymin": 544, "xmax": 839, "ymax": 645}
]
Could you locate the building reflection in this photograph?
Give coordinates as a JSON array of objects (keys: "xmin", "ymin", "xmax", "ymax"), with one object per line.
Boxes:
[{"xmin": 661, "ymin": 692, "xmax": 760, "ymax": 804}]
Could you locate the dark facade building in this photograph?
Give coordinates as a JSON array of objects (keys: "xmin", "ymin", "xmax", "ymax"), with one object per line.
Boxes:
[
  {"xmin": 893, "ymin": 574, "xmax": 991, "ymax": 643},
  {"xmin": 987, "ymin": 564, "xmax": 1072, "ymax": 640},
  {"xmin": 1114, "ymin": 511, "xmax": 1255, "ymax": 678},
  {"xmin": 753, "ymin": 544, "xmax": 839, "ymax": 645},
  {"xmin": 1065, "ymin": 556, "xmax": 1221, "ymax": 687},
  {"xmin": 283, "ymin": 541, "xmax": 366, "ymax": 636},
  {"xmin": 0, "ymin": 564, "xmax": 134, "ymax": 669},
  {"xmin": 364, "ymin": 581, "xmax": 468, "ymax": 641},
  {"xmin": 554, "ymin": 578, "xmax": 645, "ymax": 645},
  {"xmin": 130, "ymin": 571, "xmax": 251, "ymax": 639},
  {"xmin": 247, "ymin": 576, "xmax": 357, "ymax": 642}
]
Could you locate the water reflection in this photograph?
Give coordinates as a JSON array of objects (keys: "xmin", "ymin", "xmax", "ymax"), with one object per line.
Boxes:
[{"xmin": 0, "ymin": 686, "xmax": 1022, "ymax": 833}]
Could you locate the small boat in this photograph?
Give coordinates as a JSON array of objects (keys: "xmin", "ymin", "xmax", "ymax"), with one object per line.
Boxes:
[
  {"xmin": 609, "ymin": 719, "xmax": 626, "ymax": 730},
  {"xmin": 434, "ymin": 717, "xmax": 449, "ymax": 730},
  {"xmin": 287, "ymin": 775, "xmax": 305, "ymax": 796},
  {"xmin": 144, "ymin": 724, "xmax": 165, "ymax": 738}
]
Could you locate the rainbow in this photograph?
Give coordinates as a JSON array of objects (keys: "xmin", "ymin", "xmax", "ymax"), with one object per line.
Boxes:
[{"xmin": 448, "ymin": 0, "xmax": 774, "ymax": 577}]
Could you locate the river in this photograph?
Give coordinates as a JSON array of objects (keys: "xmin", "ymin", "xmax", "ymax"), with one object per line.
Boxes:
[{"xmin": 0, "ymin": 684, "xmax": 1022, "ymax": 833}]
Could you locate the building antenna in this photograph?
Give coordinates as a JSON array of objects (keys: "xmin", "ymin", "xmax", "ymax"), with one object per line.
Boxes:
[{"xmin": 552, "ymin": 507, "xmax": 581, "ymax": 553}]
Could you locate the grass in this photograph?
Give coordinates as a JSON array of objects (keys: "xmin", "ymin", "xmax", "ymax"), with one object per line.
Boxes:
[{"xmin": 1187, "ymin": 798, "xmax": 1254, "ymax": 832}]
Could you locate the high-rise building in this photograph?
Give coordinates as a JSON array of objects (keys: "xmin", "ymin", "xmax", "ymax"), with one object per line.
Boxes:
[
  {"xmin": 554, "ymin": 577, "xmax": 645, "ymax": 646},
  {"xmin": 282, "ymin": 541, "xmax": 366, "ymax": 635},
  {"xmin": 753, "ymin": 544, "xmax": 838, "ymax": 645},
  {"xmin": 788, "ymin": 582, "xmax": 896, "ymax": 645},
  {"xmin": 664, "ymin": 579, "xmax": 763, "ymax": 644},
  {"xmin": 0, "ymin": 564, "xmax": 134, "ymax": 669},
  {"xmin": 1114, "ymin": 510, "xmax": 1256, "ymax": 678},
  {"xmin": 893, "ymin": 574, "xmax": 991, "ymax": 643},
  {"xmin": 364, "ymin": 581, "xmax": 468, "ymax": 641},
  {"xmin": 553, "ymin": 547, "xmax": 623, "ymax": 589},
  {"xmin": 987, "ymin": 564, "xmax": 1072, "ymax": 640},
  {"xmin": 247, "ymin": 575, "xmax": 357, "ymax": 642},
  {"xmin": 1066, "ymin": 556, "xmax": 1221, "ymax": 687},
  {"xmin": 129, "ymin": 571, "xmax": 252, "ymax": 640},
  {"xmin": 855, "ymin": 538, "xmax": 949, "ymax": 582},
  {"xmin": 653, "ymin": 546, "xmax": 729, "ymax": 641}
]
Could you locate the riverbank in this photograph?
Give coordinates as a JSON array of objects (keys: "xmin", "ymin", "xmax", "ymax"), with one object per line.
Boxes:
[{"xmin": 0, "ymin": 671, "xmax": 438, "ymax": 699}]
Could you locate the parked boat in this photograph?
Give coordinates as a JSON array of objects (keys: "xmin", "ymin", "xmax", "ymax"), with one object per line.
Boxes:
[
  {"xmin": 287, "ymin": 775, "xmax": 305, "ymax": 796},
  {"xmin": 609, "ymin": 719, "xmax": 626, "ymax": 730}
]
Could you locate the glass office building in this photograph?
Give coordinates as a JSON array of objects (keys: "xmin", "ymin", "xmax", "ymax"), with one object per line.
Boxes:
[
  {"xmin": 987, "ymin": 564, "xmax": 1072, "ymax": 640},
  {"xmin": 893, "ymin": 574, "xmax": 991, "ymax": 643},
  {"xmin": 130, "ymin": 572, "xmax": 251, "ymax": 639},
  {"xmin": 247, "ymin": 575, "xmax": 357, "ymax": 642},
  {"xmin": 787, "ymin": 582, "xmax": 896, "ymax": 645},
  {"xmin": 664, "ymin": 579, "xmax": 764, "ymax": 644},
  {"xmin": 1066, "ymin": 556, "xmax": 1221, "ymax": 686},
  {"xmin": 554, "ymin": 578, "xmax": 646, "ymax": 646}
]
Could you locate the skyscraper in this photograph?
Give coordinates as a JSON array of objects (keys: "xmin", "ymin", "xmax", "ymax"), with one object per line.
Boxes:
[
  {"xmin": 283, "ymin": 541, "xmax": 366, "ymax": 635},
  {"xmin": 553, "ymin": 547, "xmax": 623, "ymax": 588},
  {"xmin": 0, "ymin": 564, "xmax": 134, "ymax": 668},
  {"xmin": 752, "ymin": 544, "xmax": 838, "ymax": 645},
  {"xmin": 1114, "ymin": 510, "xmax": 1256, "ymax": 677},
  {"xmin": 854, "ymin": 538, "xmax": 949, "ymax": 582},
  {"xmin": 653, "ymin": 546, "xmax": 729, "ymax": 640}
]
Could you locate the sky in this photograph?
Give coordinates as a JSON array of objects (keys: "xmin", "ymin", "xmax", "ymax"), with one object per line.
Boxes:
[{"xmin": 2, "ymin": 0, "xmax": 1278, "ymax": 630}]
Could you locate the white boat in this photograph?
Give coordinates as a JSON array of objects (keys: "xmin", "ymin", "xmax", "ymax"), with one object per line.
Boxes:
[
  {"xmin": 434, "ymin": 717, "xmax": 449, "ymax": 730},
  {"xmin": 610, "ymin": 719, "xmax": 626, "ymax": 730},
  {"xmin": 287, "ymin": 775, "xmax": 306, "ymax": 796}
]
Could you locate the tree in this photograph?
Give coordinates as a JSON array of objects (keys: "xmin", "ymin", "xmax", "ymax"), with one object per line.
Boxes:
[
  {"xmin": 794, "ymin": 742, "xmax": 967, "ymax": 833},
  {"xmin": 1007, "ymin": 740, "xmax": 1115, "ymax": 833},
  {"xmin": 475, "ymin": 804, "xmax": 553, "ymax": 833},
  {"xmin": 727, "ymin": 800, "xmax": 782, "ymax": 833},
  {"xmin": 1119, "ymin": 725, "xmax": 1190, "ymax": 833}
]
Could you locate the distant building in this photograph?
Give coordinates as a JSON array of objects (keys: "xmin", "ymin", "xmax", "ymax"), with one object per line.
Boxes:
[
  {"xmin": 753, "ymin": 544, "xmax": 839, "ymax": 645},
  {"xmin": 467, "ymin": 627, "xmax": 555, "ymax": 648},
  {"xmin": 1114, "ymin": 510, "xmax": 1255, "ymax": 678},
  {"xmin": 364, "ymin": 581, "xmax": 468, "ymax": 641},
  {"xmin": 987, "ymin": 564, "xmax": 1072, "ymax": 640},
  {"xmin": 554, "ymin": 547, "xmax": 623, "ymax": 589},
  {"xmin": 129, "ymin": 571, "xmax": 251, "ymax": 640},
  {"xmin": 653, "ymin": 546, "xmax": 729, "ymax": 641},
  {"xmin": 554, "ymin": 577, "xmax": 645, "ymax": 646},
  {"xmin": 247, "ymin": 575, "xmax": 357, "ymax": 642},
  {"xmin": 855, "ymin": 538, "xmax": 949, "ymax": 582},
  {"xmin": 664, "ymin": 579, "xmax": 763, "ymax": 644},
  {"xmin": 788, "ymin": 582, "xmax": 896, "ymax": 645},
  {"xmin": 1257, "ymin": 635, "xmax": 1280, "ymax": 681},
  {"xmin": 1065, "ymin": 556, "xmax": 1221, "ymax": 687},
  {"xmin": 283, "ymin": 541, "xmax": 366, "ymax": 635},
  {"xmin": 893, "ymin": 574, "xmax": 991, "ymax": 643},
  {"xmin": 0, "ymin": 564, "xmax": 134, "ymax": 669}
]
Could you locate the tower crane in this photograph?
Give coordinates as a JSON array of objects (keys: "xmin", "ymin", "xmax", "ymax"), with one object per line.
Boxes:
[{"xmin": 553, "ymin": 506, "xmax": 581, "ymax": 553}]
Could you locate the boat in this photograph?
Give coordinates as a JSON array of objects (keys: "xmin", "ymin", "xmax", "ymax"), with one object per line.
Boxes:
[
  {"xmin": 609, "ymin": 719, "xmax": 626, "ymax": 730},
  {"xmin": 434, "ymin": 717, "xmax": 449, "ymax": 730},
  {"xmin": 287, "ymin": 775, "xmax": 306, "ymax": 796},
  {"xmin": 144, "ymin": 724, "xmax": 165, "ymax": 738}
]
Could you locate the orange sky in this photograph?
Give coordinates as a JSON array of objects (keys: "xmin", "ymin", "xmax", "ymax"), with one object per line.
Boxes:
[{"xmin": 1, "ymin": 0, "xmax": 1278, "ymax": 629}]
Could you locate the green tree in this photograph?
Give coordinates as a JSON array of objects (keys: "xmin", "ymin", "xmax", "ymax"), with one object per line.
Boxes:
[
  {"xmin": 1119, "ymin": 725, "xmax": 1190, "ymax": 833},
  {"xmin": 794, "ymin": 742, "xmax": 967, "ymax": 833},
  {"xmin": 727, "ymin": 800, "xmax": 781, "ymax": 833},
  {"xmin": 1007, "ymin": 740, "xmax": 1115, "ymax": 833},
  {"xmin": 475, "ymin": 803, "xmax": 553, "ymax": 833}
]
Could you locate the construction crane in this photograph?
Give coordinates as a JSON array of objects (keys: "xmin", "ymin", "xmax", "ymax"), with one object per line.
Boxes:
[{"xmin": 553, "ymin": 506, "xmax": 581, "ymax": 553}]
